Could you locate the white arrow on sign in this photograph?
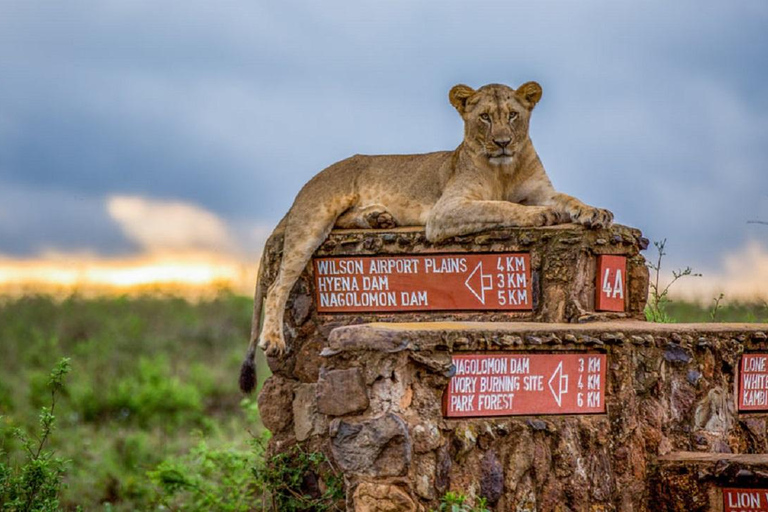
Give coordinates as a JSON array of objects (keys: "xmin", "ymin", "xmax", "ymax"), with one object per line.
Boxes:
[
  {"xmin": 548, "ymin": 361, "xmax": 569, "ymax": 407},
  {"xmin": 464, "ymin": 261, "xmax": 494, "ymax": 304}
]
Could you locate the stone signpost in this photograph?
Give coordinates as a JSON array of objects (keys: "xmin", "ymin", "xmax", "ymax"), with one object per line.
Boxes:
[{"xmin": 252, "ymin": 224, "xmax": 768, "ymax": 511}]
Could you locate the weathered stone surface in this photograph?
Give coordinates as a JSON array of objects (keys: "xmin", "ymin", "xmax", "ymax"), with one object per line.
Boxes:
[
  {"xmin": 411, "ymin": 421, "xmax": 442, "ymax": 454},
  {"xmin": 323, "ymin": 322, "xmax": 768, "ymax": 510},
  {"xmin": 434, "ymin": 444, "xmax": 451, "ymax": 494},
  {"xmin": 329, "ymin": 413, "xmax": 412, "ymax": 477},
  {"xmin": 413, "ymin": 452, "xmax": 437, "ymax": 499},
  {"xmin": 290, "ymin": 294, "xmax": 313, "ymax": 326},
  {"xmin": 257, "ymin": 375, "xmax": 295, "ymax": 433},
  {"xmin": 316, "ymin": 368, "xmax": 369, "ymax": 416},
  {"xmin": 654, "ymin": 452, "xmax": 768, "ymax": 511},
  {"xmin": 479, "ymin": 451, "xmax": 503, "ymax": 505},
  {"xmin": 293, "ymin": 337, "xmax": 324, "ymax": 383},
  {"xmin": 292, "ymin": 383, "xmax": 324, "ymax": 441},
  {"xmin": 352, "ymin": 482, "xmax": 417, "ymax": 512}
]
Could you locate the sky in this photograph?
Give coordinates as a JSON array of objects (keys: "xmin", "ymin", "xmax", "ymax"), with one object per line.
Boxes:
[{"xmin": 0, "ymin": 0, "xmax": 767, "ymax": 299}]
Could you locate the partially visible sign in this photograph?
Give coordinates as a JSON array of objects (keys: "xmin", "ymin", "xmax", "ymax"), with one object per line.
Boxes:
[
  {"xmin": 739, "ymin": 354, "xmax": 768, "ymax": 411},
  {"xmin": 313, "ymin": 253, "xmax": 532, "ymax": 313},
  {"xmin": 443, "ymin": 353, "xmax": 606, "ymax": 418},
  {"xmin": 723, "ymin": 488, "xmax": 768, "ymax": 512},
  {"xmin": 595, "ymin": 255, "xmax": 626, "ymax": 312}
]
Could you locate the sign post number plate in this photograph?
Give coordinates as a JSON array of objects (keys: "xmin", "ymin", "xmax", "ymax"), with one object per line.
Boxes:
[
  {"xmin": 723, "ymin": 488, "xmax": 768, "ymax": 511},
  {"xmin": 739, "ymin": 354, "xmax": 768, "ymax": 411},
  {"xmin": 596, "ymin": 255, "xmax": 626, "ymax": 312},
  {"xmin": 314, "ymin": 253, "xmax": 532, "ymax": 313},
  {"xmin": 443, "ymin": 353, "xmax": 607, "ymax": 418}
]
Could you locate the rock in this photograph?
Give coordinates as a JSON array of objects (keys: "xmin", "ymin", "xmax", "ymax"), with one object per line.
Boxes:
[
  {"xmin": 411, "ymin": 421, "xmax": 442, "ymax": 453},
  {"xmin": 413, "ymin": 453, "xmax": 437, "ymax": 499},
  {"xmin": 527, "ymin": 419, "xmax": 548, "ymax": 431},
  {"xmin": 293, "ymin": 338, "xmax": 324, "ymax": 383},
  {"xmin": 352, "ymin": 483, "xmax": 417, "ymax": 512},
  {"xmin": 435, "ymin": 444, "xmax": 451, "ymax": 494},
  {"xmin": 290, "ymin": 294, "xmax": 313, "ymax": 326},
  {"xmin": 453, "ymin": 424, "xmax": 477, "ymax": 459},
  {"xmin": 329, "ymin": 413, "xmax": 412, "ymax": 477},
  {"xmin": 293, "ymin": 383, "xmax": 324, "ymax": 441},
  {"xmin": 316, "ymin": 368, "xmax": 369, "ymax": 416},
  {"xmin": 480, "ymin": 451, "xmax": 504, "ymax": 505},
  {"xmin": 694, "ymin": 388, "xmax": 733, "ymax": 433},
  {"xmin": 257, "ymin": 376, "xmax": 295, "ymax": 433},
  {"xmin": 663, "ymin": 343, "xmax": 692, "ymax": 364}
]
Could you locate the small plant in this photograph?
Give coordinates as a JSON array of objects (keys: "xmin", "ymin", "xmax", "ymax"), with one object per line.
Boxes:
[
  {"xmin": 260, "ymin": 444, "xmax": 344, "ymax": 511},
  {"xmin": 432, "ymin": 491, "xmax": 490, "ymax": 512},
  {"xmin": 149, "ymin": 436, "xmax": 264, "ymax": 512},
  {"xmin": 0, "ymin": 358, "xmax": 71, "ymax": 511},
  {"xmin": 645, "ymin": 239, "xmax": 701, "ymax": 323},
  {"xmin": 710, "ymin": 293, "xmax": 725, "ymax": 322}
]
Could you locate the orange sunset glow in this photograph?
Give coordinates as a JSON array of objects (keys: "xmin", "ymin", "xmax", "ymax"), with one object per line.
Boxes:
[
  {"xmin": 0, "ymin": 195, "xmax": 263, "ymax": 296},
  {"xmin": 0, "ymin": 251, "xmax": 257, "ymax": 296}
]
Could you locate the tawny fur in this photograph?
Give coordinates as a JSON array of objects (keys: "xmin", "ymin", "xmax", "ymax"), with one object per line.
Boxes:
[{"xmin": 239, "ymin": 82, "xmax": 613, "ymax": 393}]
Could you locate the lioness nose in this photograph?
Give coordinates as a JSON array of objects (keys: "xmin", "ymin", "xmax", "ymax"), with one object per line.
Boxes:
[{"xmin": 493, "ymin": 138, "xmax": 511, "ymax": 148}]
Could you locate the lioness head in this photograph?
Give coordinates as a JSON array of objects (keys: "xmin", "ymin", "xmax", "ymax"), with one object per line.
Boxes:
[{"xmin": 449, "ymin": 82, "xmax": 542, "ymax": 166}]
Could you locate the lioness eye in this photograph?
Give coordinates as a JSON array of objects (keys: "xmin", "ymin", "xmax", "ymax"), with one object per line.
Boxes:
[
  {"xmin": 509, "ymin": 112, "xmax": 518, "ymax": 121},
  {"xmin": 480, "ymin": 113, "xmax": 490, "ymax": 122}
]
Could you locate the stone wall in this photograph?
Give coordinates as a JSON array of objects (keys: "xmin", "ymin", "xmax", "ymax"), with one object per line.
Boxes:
[
  {"xmin": 253, "ymin": 224, "xmax": 768, "ymax": 510},
  {"xmin": 261, "ymin": 321, "xmax": 768, "ymax": 511}
]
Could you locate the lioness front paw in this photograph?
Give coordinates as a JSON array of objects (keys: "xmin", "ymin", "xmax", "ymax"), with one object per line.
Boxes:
[
  {"xmin": 365, "ymin": 210, "xmax": 396, "ymax": 229},
  {"xmin": 258, "ymin": 322, "xmax": 286, "ymax": 356},
  {"xmin": 530, "ymin": 207, "xmax": 566, "ymax": 227},
  {"xmin": 571, "ymin": 206, "xmax": 614, "ymax": 229}
]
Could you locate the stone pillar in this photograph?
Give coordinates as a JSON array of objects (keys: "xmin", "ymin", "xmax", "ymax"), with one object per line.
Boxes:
[{"xmin": 254, "ymin": 224, "xmax": 767, "ymax": 510}]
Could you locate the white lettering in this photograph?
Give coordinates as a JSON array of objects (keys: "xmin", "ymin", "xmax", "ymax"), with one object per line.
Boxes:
[{"xmin": 612, "ymin": 269, "xmax": 624, "ymax": 299}]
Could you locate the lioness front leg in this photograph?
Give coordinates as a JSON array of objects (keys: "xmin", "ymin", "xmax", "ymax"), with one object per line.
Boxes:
[
  {"xmin": 426, "ymin": 198, "xmax": 566, "ymax": 242},
  {"xmin": 260, "ymin": 196, "xmax": 357, "ymax": 355},
  {"xmin": 548, "ymin": 192, "xmax": 613, "ymax": 229}
]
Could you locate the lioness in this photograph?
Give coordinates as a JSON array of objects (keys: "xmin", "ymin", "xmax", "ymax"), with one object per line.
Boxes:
[{"xmin": 239, "ymin": 82, "xmax": 613, "ymax": 393}]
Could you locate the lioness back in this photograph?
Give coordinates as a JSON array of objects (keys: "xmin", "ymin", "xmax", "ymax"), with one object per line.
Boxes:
[{"xmin": 309, "ymin": 151, "xmax": 454, "ymax": 227}]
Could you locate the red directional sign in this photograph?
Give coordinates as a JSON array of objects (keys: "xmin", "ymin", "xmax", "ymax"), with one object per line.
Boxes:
[
  {"xmin": 596, "ymin": 255, "xmax": 626, "ymax": 312},
  {"xmin": 443, "ymin": 353, "xmax": 607, "ymax": 418},
  {"xmin": 724, "ymin": 488, "xmax": 768, "ymax": 511},
  {"xmin": 739, "ymin": 354, "xmax": 768, "ymax": 411},
  {"xmin": 313, "ymin": 253, "xmax": 532, "ymax": 313}
]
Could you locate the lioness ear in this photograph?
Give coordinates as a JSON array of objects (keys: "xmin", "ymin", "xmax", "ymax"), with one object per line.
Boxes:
[
  {"xmin": 449, "ymin": 84, "xmax": 476, "ymax": 115},
  {"xmin": 516, "ymin": 81, "xmax": 542, "ymax": 109}
]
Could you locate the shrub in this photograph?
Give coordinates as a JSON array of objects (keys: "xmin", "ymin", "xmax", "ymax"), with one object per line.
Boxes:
[
  {"xmin": 0, "ymin": 358, "xmax": 71, "ymax": 511},
  {"xmin": 149, "ymin": 437, "xmax": 264, "ymax": 512},
  {"xmin": 259, "ymin": 444, "xmax": 344, "ymax": 511},
  {"xmin": 432, "ymin": 491, "xmax": 490, "ymax": 512},
  {"xmin": 645, "ymin": 239, "xmax": 700, "ymax": 323}
]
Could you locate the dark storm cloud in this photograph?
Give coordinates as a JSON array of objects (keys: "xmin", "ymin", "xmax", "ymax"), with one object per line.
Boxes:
[
  {"xmin": 0, "ymin": 183, "xmax": 135, "ymax": 256},
  {"xmin": 0, "ymin": 0, "xmax": 766, "ymax": 267}
]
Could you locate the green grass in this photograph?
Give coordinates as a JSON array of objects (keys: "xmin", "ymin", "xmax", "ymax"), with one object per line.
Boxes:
[
  {"xmin": 663, "ymin": 299, "xmax": 768, "ymax": 323},
  {"xmin": 0, "ymin": 292, "xmax": 270, "ymax": 511}
]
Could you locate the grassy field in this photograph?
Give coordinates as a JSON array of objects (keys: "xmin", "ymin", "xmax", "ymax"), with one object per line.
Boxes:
[
  {"xmin": 0, "ymin": 292, "xmax": 766, "ymax": 510},
  {"xmin": 0, "ymin": 292, "xmax": 270, "ymax": 511},
  {"xmin": 664, "ymin": 299, "xmax": 768, "ymax": 323}
]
